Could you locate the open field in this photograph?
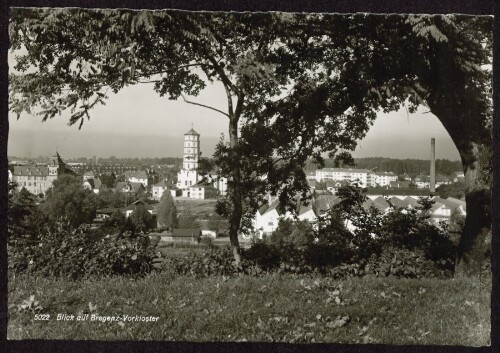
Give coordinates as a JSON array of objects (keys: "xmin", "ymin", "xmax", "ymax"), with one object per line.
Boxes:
[
  {"xmin": 156, "ymin": 237, "xmax": 251, "ymax": 262},
  {"xmin": 174, "ymin": 199, "xmax": 218, "ymax": 217},
  {"xmin": 7, "ymin": 273, "xmax": 490, "ymax": 344}
]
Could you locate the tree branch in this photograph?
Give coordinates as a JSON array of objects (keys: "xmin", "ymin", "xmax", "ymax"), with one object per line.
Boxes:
[
  {"xmin": 180, "ymin": 93, "xmax": 229, "ymax": 118},
  {"xmin": 135, "ymin": 62, "xmax": 208, "ymax": 79}
]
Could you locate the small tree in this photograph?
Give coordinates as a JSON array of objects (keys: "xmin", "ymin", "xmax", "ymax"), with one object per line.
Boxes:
[
  {"xmin": 130, "ymin": 205, "xmax": 153, "ymax": 233},
  {"xmin": 102, "ymin": 210, "xmax": 127, "ymax": 235},
  {"xmin": 97, "ymin": 188, "xmax": 125, "ymax": 208},
  {"xmin": 100, "ymin": 173, "xmax": 116, "ymax": 188},
  {"xmin": 42, "ymin": 175, "xmax": 97, "ymax": 227},
  {"xmin": 8, "ymin": 184, "xmax": 47, "ymax": 252},
  {"xmin": 271, "ymin": 218, "xmax": 314, "ymax": 246},
  {"xmin": 156, "ymin": 192, "xmax": 177, "ymax": 229}
]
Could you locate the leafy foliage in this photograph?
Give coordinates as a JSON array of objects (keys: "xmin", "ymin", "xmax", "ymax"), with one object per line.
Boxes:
[
  {"xmin": 156, "ymin": 191, "xmax": 177, "ymax": 229},
  {"xmin": 8, "ymin": 184, "xmax": 47, "ymax": 247},
  {"xmin": 96, "ymin": 188, "xmax": 125, "ymax": 208},
  {"xmin": 9, "ymin": 9, "xmax": 492, "ymax": 268},
  {"xmin": 8, "ymin": 221, "xmax": 159, "ymax": 280},
  {"xmin": 41, "ymin": 174, "xmax": 97, "ymax": 227},
  {"xmin": 129, "ymin": 204, "xmax": 154, "ymax": 232}
]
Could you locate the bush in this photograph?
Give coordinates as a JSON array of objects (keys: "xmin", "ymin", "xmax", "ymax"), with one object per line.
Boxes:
[
  {"xmin": 87, "ymin": 231, "xmax": 160, "ymax": 277},
  {"xmin": 244, "ymin": 242, "xmax": 281, "ymax": 270},
  {"xmin": 9, "ymin": 221, "xmax": 159, "ymax": 280},
  {"xmin": 163, "ymin": 247, "xmax": 246, "ymax": 277},
  {"xmin": 365, "ymin": 247, "xmax": 453, "ymax": 279}
]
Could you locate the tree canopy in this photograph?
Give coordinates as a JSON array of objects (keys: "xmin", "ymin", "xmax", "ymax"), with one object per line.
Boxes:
[
  {"xmin": 8, "ymin": 183, "xmax": 47, "ymax": 246},
  {"xmin": 42, "ymin": 174, "xmax": 97, "ymax": 227},
  {"xmin": 9, "ymin": 9, "xmax": 492, "ymax": 272},
  {"xmin": 156, "ymin": 191, "xmax": 177, "ymax": 229}
]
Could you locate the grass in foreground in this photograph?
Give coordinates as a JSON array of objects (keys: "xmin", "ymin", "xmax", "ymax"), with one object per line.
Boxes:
[{"xmin": 7, "ymin": 273, "xmax": 490, "ymax": 345}]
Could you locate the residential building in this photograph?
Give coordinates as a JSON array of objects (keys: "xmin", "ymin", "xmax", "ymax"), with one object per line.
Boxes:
[
  {"xmin": 315, "ymin": 168, "xmax": 373, "ymax": 188},
  {"xmin": 389, "ymin": 180, "xmax": 410, "ymax": 189},
  {"xmin": 152, "ymin": 180, "xmax": 171, "ymax": 201},
  {"xmin": 12, "ymin": 152, "xmax": 71, "ymax": 195},
  {"xmin": 307, "ymin": 179, "xmax": 317, "ymax": 191},
  {"xmin": 314, "ymin": 194, "xmax": 342, "ymax": 215},
  {"xmin": 453, "ymin": 171, "xmax": 465, "ymax": 182},
  {"xmin": 325, "ymin": 179, "xmax": 349, "ymax": 194},
  {"xmin": 294, "ymin": 204, "xmax": 317, "ymax": 223},
  {"xmin": 186, "ymin": 181, "xmax": 219, "ymax": 200},
  {"xmin": 115, "ymin": 181, "xmax": 146, "ymax": 203},
  {"xmin": 414, "ymin": 175, "xmax": 430, "ymax": 189},
  {"xmin": 124, "ymin": 200, "xmax": 154, "ymax": 218},
  {"xmin": 253, "ymin": 201, "xmax": 281, "ymax": 237},
  {"xmin": 125, "ymin": 170, "xmax": 149, "ymax": 187},
  {"xmin": 82, "ymin": 170, "xmax": 95, "ymax": 181},
  {"xmin": 253, "ymin": 199, "xmax": 318, "ymax": 239},
  {"xmin": 373, "ymin": 172, "xmax": 398, "ymax": 187},
  {"xmin": 83, "ymin": 177, "xmax": 104, "ymax": 194}
]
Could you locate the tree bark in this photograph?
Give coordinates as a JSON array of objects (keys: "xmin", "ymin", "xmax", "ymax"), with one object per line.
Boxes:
[
  {"xmin": 454, "ymin": 141, "xmax": 491, "ymax": 276},
  {"xmin": 228, "ymin": 116, "xmax": 243, "ymax": 269},
  {"xmin": 431, "ymin": 108, "xmax": 492, "ymax": 276}
]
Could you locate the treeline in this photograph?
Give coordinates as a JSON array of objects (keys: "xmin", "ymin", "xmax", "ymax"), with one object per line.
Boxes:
[
  {"xmin": 69, "ymin": 156, "xmax": 183, "ymax": 166},
  {"xmin": 305, "ymin": 157, "xmax": 462, "ymax": 177}
]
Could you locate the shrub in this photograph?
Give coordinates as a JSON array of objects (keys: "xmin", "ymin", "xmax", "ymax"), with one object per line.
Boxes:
[
  {"xmin": 163, "ymin": 246, "xmax": 245, "ymax": 277},
  {"xmin": 87, "ymin": 231, "xmax": 160, "ymax": 277},
  {"xmin": 9, "ymin": 221, "xmax": 159, "ymax": 280},
  {"xmin": 244, "ymin": 242, "xmax": 281, "ymax": 270},
  {"xmin": 365, "ymin": 247, "xmax": 453, "ymax": 279}
]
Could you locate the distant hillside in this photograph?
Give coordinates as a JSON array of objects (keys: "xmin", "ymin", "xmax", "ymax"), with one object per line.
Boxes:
[{"xmin": 306, "ymin": 157, "xmax": 462, "ymax": 177}]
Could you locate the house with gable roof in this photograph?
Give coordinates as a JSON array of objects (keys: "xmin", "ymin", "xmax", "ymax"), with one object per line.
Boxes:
[
  {"xmin": 124, "ymin": 170, "xmax": 149, "ymax": 187},
  {"xmin": 187, "ymin": 180, "xmax": 219, "ymax": 199},
  {"xmin": 253, "ymin": 200, "xmax": 281, "ymax": 237},
  {"xmin": 115, "ymin": 181, "xmax": 146, "ymax": 202},
  {"xmin": 152, "ymin": 180, "xmax": 173, "ymax": 200},
  {"xmin": 124, "ymin": 199, "xmax": 154, "ymax": 218},
  {"xmin": 82, "ymin": 170, "xmax": 95, "ymax": 182},
  {"xmin": 83, "ymin": 177, "xmax": 104, "ymax": 194}
]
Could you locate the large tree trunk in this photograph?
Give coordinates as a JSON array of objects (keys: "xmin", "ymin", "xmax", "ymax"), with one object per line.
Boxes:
[
  {"xmin": 228, "ymin": 117, "xmax": 242, "ymax": 269},
  {"xmin": 454, "ymin": 141, "xmax": 491, "ymax": 276},
  {"xmin": 432, "ymin": 107, "xmax": 492, "ymax": 276},
  {"xmin": 429, "ymin": 96, "xmax": 492, "ymax": 276}
]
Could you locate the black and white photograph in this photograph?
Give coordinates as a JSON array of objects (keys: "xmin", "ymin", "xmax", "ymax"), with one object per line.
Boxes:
[{"xmin": 4, "ymin": 3, "xmax": 494, "ymax": 347}]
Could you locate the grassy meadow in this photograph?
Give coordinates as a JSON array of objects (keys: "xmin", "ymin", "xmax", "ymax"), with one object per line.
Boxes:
[{"xmin": 7, "ymin": 272, "xmax": 490, "ymax": 345}]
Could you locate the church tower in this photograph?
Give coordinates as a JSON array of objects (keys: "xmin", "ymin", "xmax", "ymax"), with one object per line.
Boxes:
[
  {"xmin": 183, "ymin": 128, "xmax": 200, "ymax": 170},
  {"xmin": 48, "ymin": 152, "xmax": 65, "ymax": 177},
  {"xmin": 177, "ymin": 127, "xmax": 202, "ymax": 191}
]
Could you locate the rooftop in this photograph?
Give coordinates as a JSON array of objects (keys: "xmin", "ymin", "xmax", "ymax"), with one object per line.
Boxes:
[
  {"xmin": 172, "ymin": 229, "xmax": 201, "ymax": 237},
  {"xmin": 318, "ymin": 168, "xmax": 372, "ymax": 174},
  {"xmin": 184, "ymin": 128, "xmax": 200, "ymax": 136}
]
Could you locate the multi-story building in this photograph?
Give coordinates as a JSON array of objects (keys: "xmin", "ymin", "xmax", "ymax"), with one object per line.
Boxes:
[
  {"xmin": 315, "ymin": 168, "xmax": 374, "ymax": 188},
  {"xmin": 125, "ymin": 170, "xmax": 149, "ymax": 187},
  {"xmin": 152, "ymin": 180, "xmax": 173, "ymax": 201},
  {"xmin": 414, "ymin": 175, "xmax": 431, "ymax": 189},
  {"xmin": 12, "ymin": 152, "xmax": 70, "ymax": 195},
  {"xmin": 372, "ymin": 172, "xmax": 398, "ymax": 187},
  {"xmin": 176, "ymin": 127, "xmax": 228, "ymax": 198},
  {"xmin": 177, "ymin": 128, "xmax": 202, "ymax": 192}
]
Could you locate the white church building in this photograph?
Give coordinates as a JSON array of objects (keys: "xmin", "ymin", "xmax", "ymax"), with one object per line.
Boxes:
[{"xmin": 176, "ymin": 127, "xmax": 228, "ymax": 198}]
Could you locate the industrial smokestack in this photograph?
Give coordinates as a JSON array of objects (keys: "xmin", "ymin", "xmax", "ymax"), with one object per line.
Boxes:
[{"xmin": 430, "ymin": 138, "xmax": 436, "ymax": 193}]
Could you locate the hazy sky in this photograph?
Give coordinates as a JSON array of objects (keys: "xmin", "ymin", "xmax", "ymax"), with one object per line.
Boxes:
[{"xmin": 8, "ymin": 78, "xmax": 461, "ymax": 161}]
